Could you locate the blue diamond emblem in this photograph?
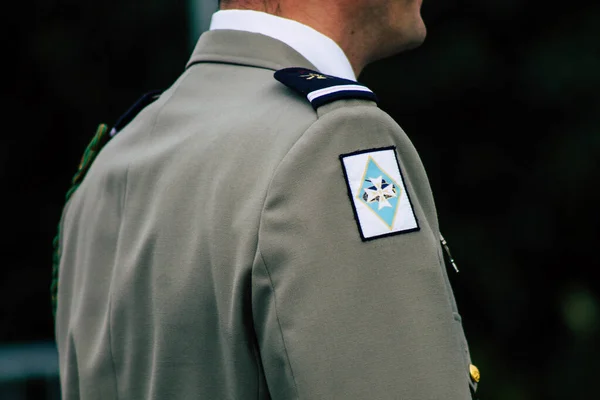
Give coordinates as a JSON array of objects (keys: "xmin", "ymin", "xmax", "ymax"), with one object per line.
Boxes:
[{"xmin": 357, "ymin": 157, "xmax": 401, "ymax": 228}]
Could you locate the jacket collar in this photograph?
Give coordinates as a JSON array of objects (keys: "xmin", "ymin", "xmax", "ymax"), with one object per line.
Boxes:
[{"xmin": 186, "ymin": 30, "xmax": 318, "ymax": 72}]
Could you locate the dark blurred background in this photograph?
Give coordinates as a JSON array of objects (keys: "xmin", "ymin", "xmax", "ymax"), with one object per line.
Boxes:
[{"xmin": 2, "ymin": 0, "xmax": 599, "ymax": 398}]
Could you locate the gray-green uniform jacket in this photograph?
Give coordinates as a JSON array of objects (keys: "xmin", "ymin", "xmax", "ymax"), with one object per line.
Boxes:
[{"xmin": 56, "ymin": 29, "xmax": 477, "ymax": 399}]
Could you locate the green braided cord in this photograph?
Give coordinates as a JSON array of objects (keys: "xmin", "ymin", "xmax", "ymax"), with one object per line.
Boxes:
[{"xmin": 51, "ymin": 124, "xmax": 110, "ymax": 318}]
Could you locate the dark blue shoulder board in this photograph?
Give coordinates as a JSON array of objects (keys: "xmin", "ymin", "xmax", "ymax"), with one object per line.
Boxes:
[
  {"xmin": 110, "ymin": 90, "xmax": 163, "ymax": 136},
  {"xmin": 274, "ymin": 67, "xmax": 378, "ymax": 109}
]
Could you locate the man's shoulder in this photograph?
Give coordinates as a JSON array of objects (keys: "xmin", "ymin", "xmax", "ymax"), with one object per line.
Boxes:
[
  {"xmin": 264, "ymin": 66, "xmax": 392, "ymax": 138},
  {"xmin": 112, "ymin": 63, "xmax": 394, "ymax": 165}
]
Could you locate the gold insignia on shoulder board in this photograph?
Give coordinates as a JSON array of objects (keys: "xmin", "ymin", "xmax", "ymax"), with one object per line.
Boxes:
[{"xmin": 301, "ymin": 73, "xmax": 328, "ymax": 80}]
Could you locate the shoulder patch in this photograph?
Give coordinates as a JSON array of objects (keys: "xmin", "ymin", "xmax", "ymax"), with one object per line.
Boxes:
[
  {"xmin": 340, "ymin": 147, "xmax": 419, "ymax": 241},
  {"xmin": 274, "ymin": 67, "xmax": 378, "ymax": 109}
]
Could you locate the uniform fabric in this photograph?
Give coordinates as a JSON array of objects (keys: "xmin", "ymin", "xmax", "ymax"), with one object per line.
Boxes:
[{"xmin": 56, "ymin": 29, "xmax": 474, "ymax": 399}]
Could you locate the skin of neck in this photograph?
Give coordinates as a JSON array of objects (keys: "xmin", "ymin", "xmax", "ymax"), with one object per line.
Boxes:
[{"xmin": 220, "ymin": 0, "xmax": 402, "ymax": 77}]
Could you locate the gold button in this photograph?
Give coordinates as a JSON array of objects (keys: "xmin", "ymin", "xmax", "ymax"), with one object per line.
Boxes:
[{"xmin": 469, "ymin": 364, "xmax": 480, "ymax": 383}]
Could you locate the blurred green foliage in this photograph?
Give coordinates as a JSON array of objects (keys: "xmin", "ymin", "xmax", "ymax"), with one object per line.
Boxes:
[{"xmin": 2, "ymin": 1, "xmax": 599, "ymax": 399}]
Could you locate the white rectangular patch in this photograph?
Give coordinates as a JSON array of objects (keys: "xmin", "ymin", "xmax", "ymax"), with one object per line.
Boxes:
[{"xmin": 340, "ymin": 147, "xmax": 419, "ymax": 241}]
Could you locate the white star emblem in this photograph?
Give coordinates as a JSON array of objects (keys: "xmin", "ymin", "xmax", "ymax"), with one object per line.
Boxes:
[{"xmin": 363, "ymin": 176, "xmax": 397, "ymax": 210}]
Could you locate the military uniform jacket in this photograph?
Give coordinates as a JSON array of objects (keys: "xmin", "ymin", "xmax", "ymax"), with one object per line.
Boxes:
[{"xmin": 56, "ymin": 29, "xmax": 475, "ymax": 399}]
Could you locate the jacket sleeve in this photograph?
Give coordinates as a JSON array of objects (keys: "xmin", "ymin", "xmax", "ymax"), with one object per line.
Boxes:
[{"xmin": 252, "ymin": 103, "xmax": 472, "ymax": 399}]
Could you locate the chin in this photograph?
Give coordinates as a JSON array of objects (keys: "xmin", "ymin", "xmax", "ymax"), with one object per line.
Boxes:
[
  {"xmin": 379, "ymin": 22, "xmax": 426, "ymax": 59},
  {"xmin": 394, "ymin": 13, "xmax": 427, "ymax": 50},
  {"xmin": 404, "ymin": 21, "xmax": 427, "ymax": 50},
  {"xmin": 369, "ymin": 13, "xmax": 427, "ymax": 62}
]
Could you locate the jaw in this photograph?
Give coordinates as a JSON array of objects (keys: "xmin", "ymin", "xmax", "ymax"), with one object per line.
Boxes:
[{"xmin": 381, "ymin": 1, "xmax": 427, "ymax": 56}]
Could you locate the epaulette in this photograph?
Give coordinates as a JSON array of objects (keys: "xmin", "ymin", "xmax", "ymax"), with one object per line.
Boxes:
[
  {"xmin": 110, "ymin": 90, "xmax": 162, "ymax": 136},
  {"xmin": 274, "ymin": 67, "xmax": 378, "ymax": 109}
]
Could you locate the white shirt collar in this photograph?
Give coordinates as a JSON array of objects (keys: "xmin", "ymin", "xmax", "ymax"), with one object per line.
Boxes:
[{"xmin": 209, "ymin": 10, "xmax": 356, "ymax": 81}]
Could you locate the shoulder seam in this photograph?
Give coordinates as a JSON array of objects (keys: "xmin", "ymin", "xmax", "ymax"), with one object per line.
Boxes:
[
  {"xmin": 250, "ymin": 115, "xmax": 325, "ymax": 400},
  {"xmin": 255, "ymin": 250, "xmax": 301, "ymax": 399}
]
